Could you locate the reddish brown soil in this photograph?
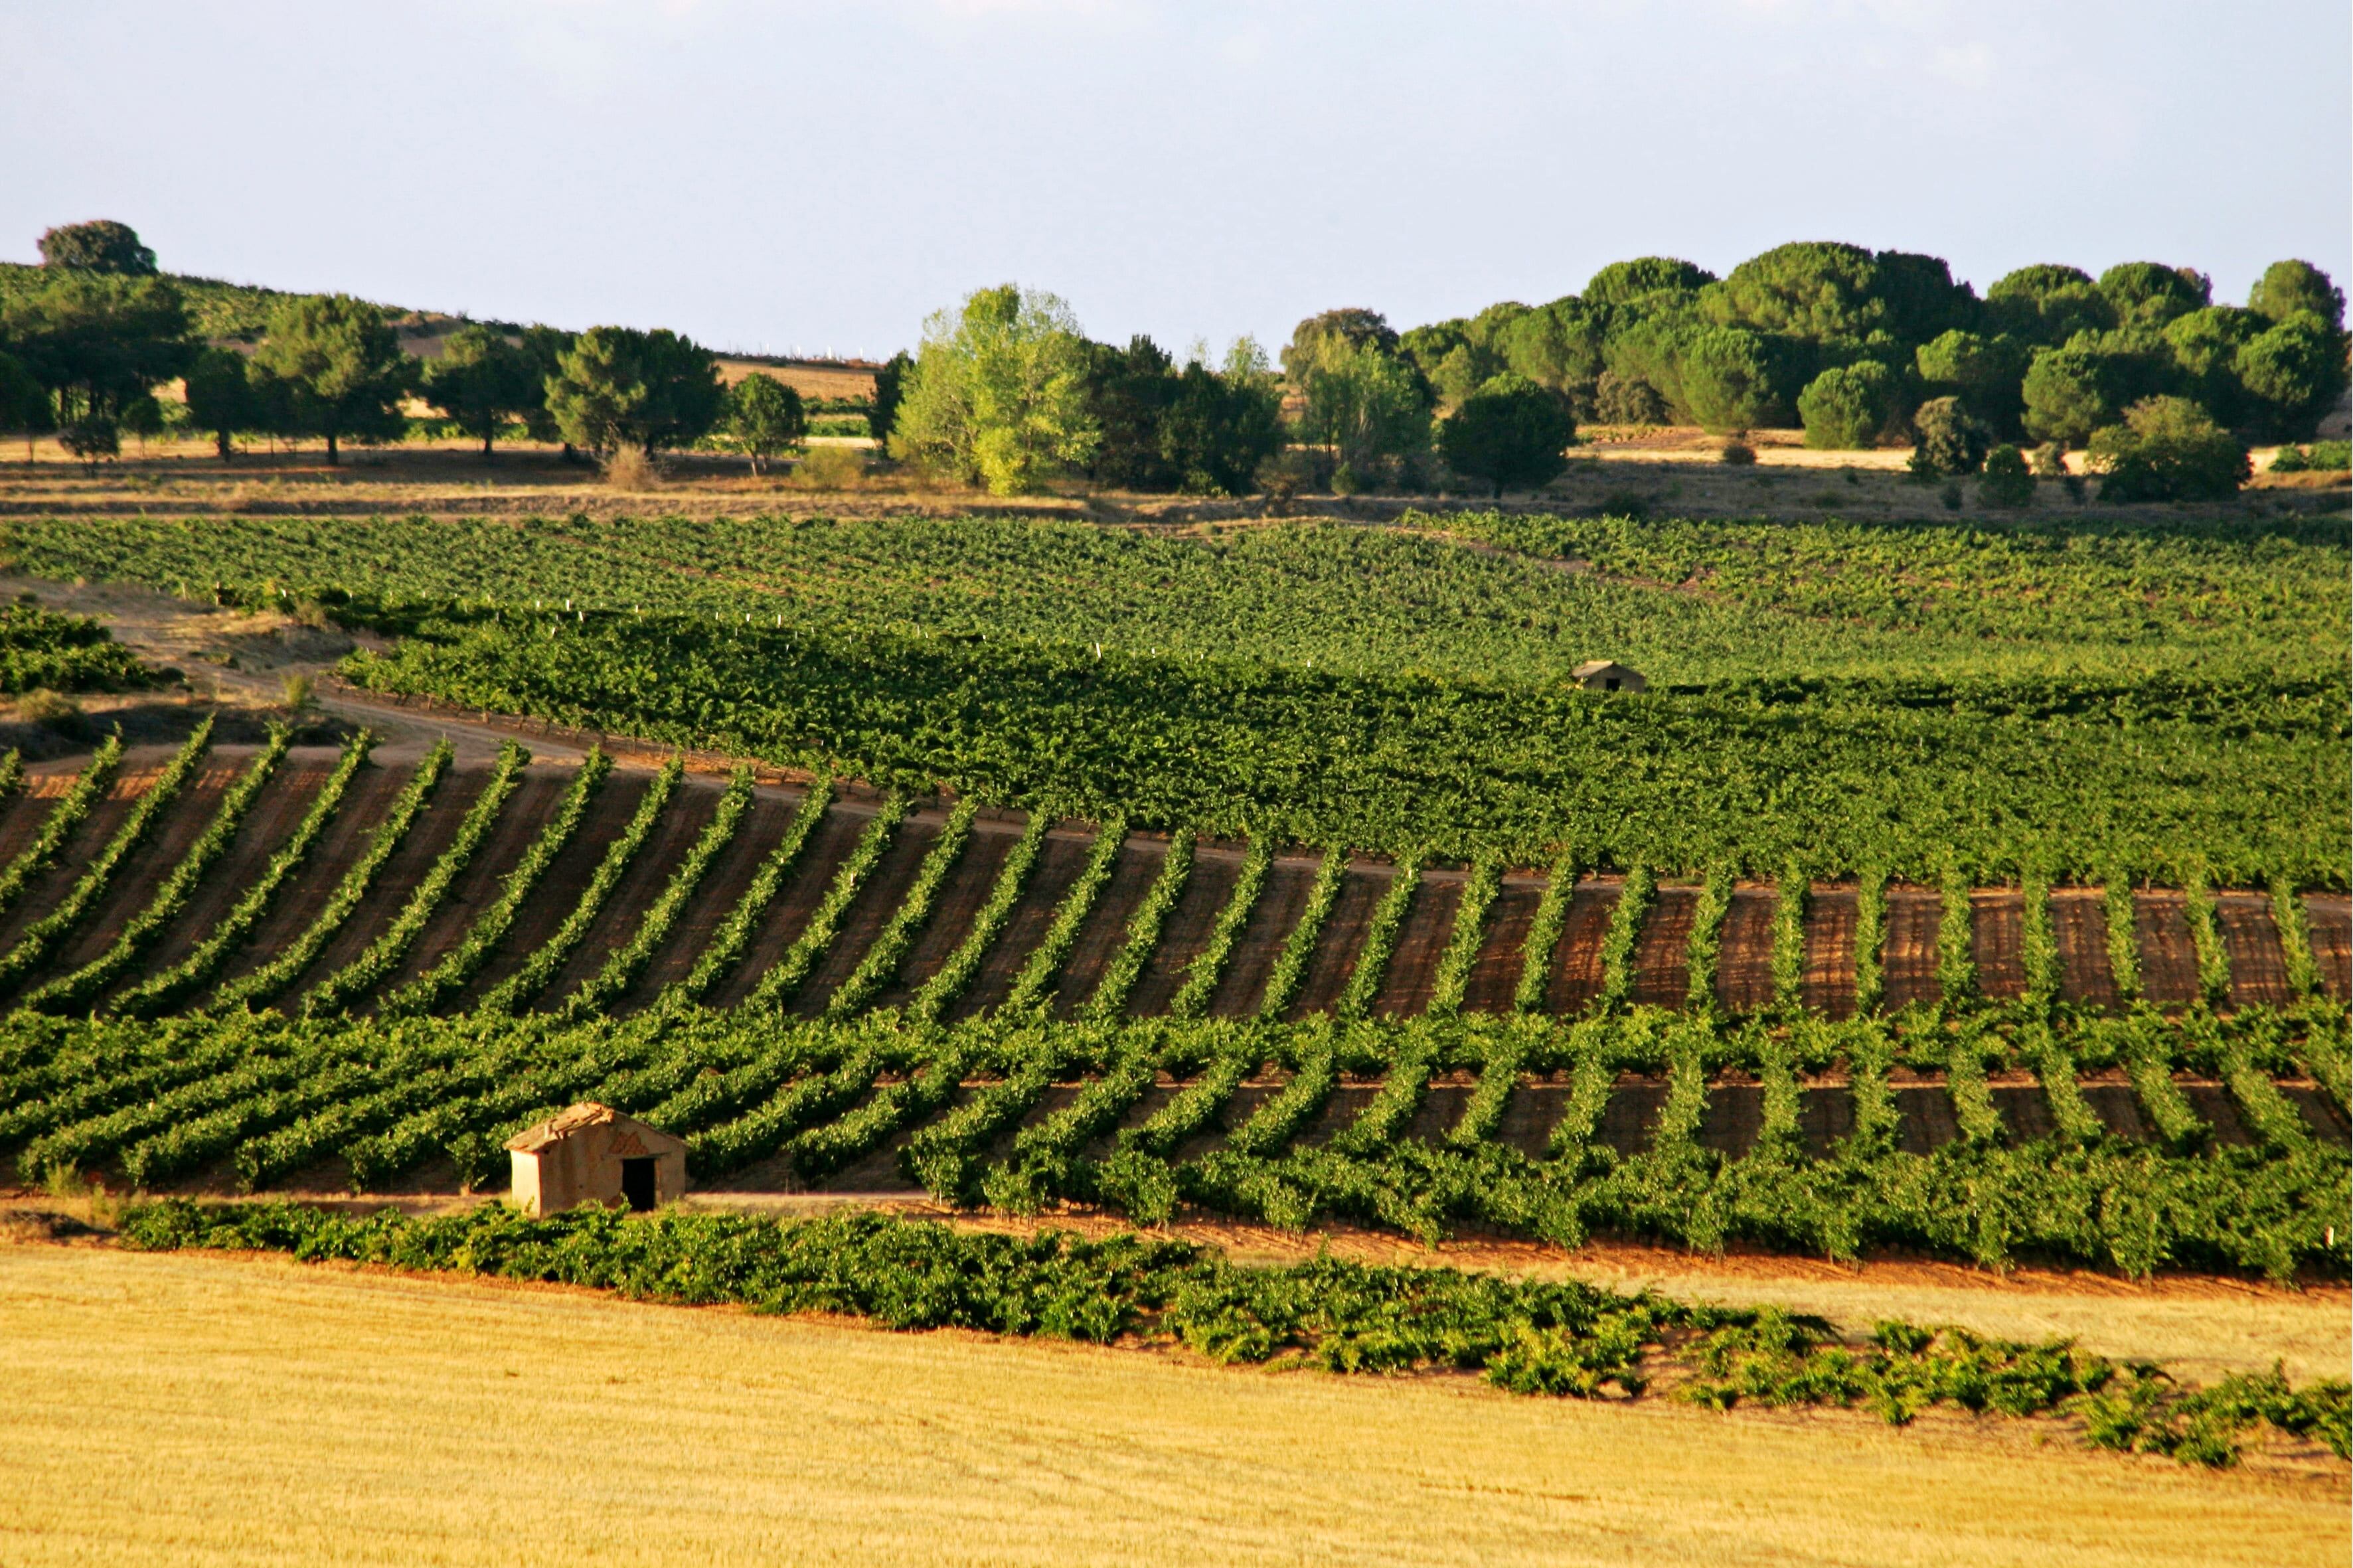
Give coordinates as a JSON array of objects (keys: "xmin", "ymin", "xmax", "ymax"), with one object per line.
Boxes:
[
  {"xmin": 42, "ymin": 761, "xmax": 241, "ymax": 977},
  {"xmin": 2051, "ymin": 890, "xmax": 2121, "ymax": 1008},
  {"xmin": 0, "ymin": 767, "xmax": 78, "ymax": 866},
  {"xmin": 1714, "ymin": 886, "xmax": 1776, "ymax": 1014},
  {"xmin": 1206, "ymin": 856, "xmax": 1317, "ymax": 1018},
  {"xmin": 447, "ymin": 771, "xmax": 653, "ymax": 1010},
  {"xmin": 2180, "ymin": 1084, "xmax": 2255, "ymax": 1147},
  {"xmin": 2082, "ymin": 1079, "xmax": 2150, "ymax": 1141},
  {"xmin": 867, "ymin": 819, "xmax": 1017, "ymax": 1013},
  {"xmin": 375, "ymin": 768, "xmax": 568, "ymax": 997},
  {"xmin": 1297, "ymin": 1083, "xmax": 1380, "ymax": 1147},
  {"xmin": 536, "ymin": 779, "xmax": 726, "ymax": 1008},
  {"xmin": 702, "ymin": 803, "xmax": 869, "ymax": 1009},
  {"xmin": 1284, "ymin": 865, "xmax": 1385, "ymax": 1018},
  {"xmin": 1993, "ymin": 1081, "xmax": 2058, "ymax": 1142},
  {"xmin": 1801, "ymin": 886, "xmax": 1857, "ymax": 1020},
  {"xmin": 785, "ymin": 813, "xmax": 945, "ymax": 1016},
  {"xmin": 1629, "ymin": 886, "xmax": 1697, "ymax": 1008},
  {"xmin": 1046, "ymin": 838, "xmax": 1164, "ymax": 1020},
  {"xmin": 2216, "ymin": 895, "xmax": 2293, "ymax": 1010},
  {"xmin": 0, "ymin": 766, "xmax": 149, "ymax": 950},
  {"xmin": 110, "ymin": 755, "xmax": 334, "ymax": 992},
  {"xmin": 1892, "ymin": 1086, "xmax": 1960, "ymax": 1155},
  {"xmin": 949, "ymin": 826, "xmax": 1097, "ymax": 1020},
  {"xmin": 2133, "ymin": 891, "xmax": 2201, "ymax": 1007},
  {"xmin": 1595, "ymin": 1077, "xmax": 1667, "ymax": 1154},
  {"xmin": 1696, "ymin": 1078, "xmax": 1763, "ymax": 1156},
  {"xmin": 1459, "ymin": 877, "xmax": 1542, "ymax": 1014},
  {"xmin": 280, "ymin": 768, "xmax": 494, "ymax": 1004},
  {"xmin": 1114, "ymin": 842, "xmax": 1238, "ymax": 1018},
  {"xmin": 618, "ymin": 789, "xmax": 801, "ymax": 1007},
  {"xmin": 1375, "ymin": 872, "xmax": 1463, "ymax": 1016},
  {"xmin": 203, "ymin": 761, "xmax": 416, "ymax": 998},
  {"xmin": 1880, "ymin": 887, "xmax": 1941, "ymax": 1010},
  {"xmin": 2305, "ymin": 896, "xmax": 2350, "ymax": 1000},
  {"xmin": 1796, "ymin": 1085, "xmax": 1856, "ymax": 1155},
  {"xmin": 1971, "ymin": 889, "xmax": 2025, "ymax": 1001},
  {"xmin": 1544, "ymin": 880, "xmax": 1617, "ymax": 1014}
]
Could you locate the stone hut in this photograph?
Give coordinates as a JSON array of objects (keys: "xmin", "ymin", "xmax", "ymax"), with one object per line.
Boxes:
[
  {"xmin": 1571, "ymin": 659, "xmax": 1648, "ymax": 693},
  {"xmin": 506, "ymin": 1103, "xmax": 686, "ymax": 1216}
]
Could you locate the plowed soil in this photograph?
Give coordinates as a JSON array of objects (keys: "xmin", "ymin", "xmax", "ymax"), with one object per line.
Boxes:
[
  {"xmin": 1800, "ymin": 885, "xmax": 1856, "ymax": 1019},
  {"xmin": 617, "ymin": 789, "xmax": 801, "ymax": 1007},
  {"xmin": 1972, "ymin": 889, "xmax": 2024, "ymax": 1000},
  {"xmin": 2052, "ymin": 889, "xmax": 2121, "ymax": 1008},
  {"xmin": 1374, "ymin": 871, "xmax": 1462, "ymax": 1016},
  {"xmin": 1696, "ymin": 1077, "xmax": 1763, "ymax": 1156},
  {"xmin": 1046, "ymin": 838, "xmax": 1165, "ymax": 1019},
  {"xmin": 1594, "ymin": 1077, "xmax": 1666, "ymax": 1154},
  {"xmin": 44, "ymin": 760, "xmax": 242, "ymax": 975},
  {"xmin": 1459, "ymin": 876, "xmax": 1542, "ymax": 1014},
  {"xmin": 115, "ymin": 753, "xmax": 335, "ymax": 991},
  {"xmin": 787, "ymin": 813, "xmax": 945, "ymax": 1015},
  {"xmin": 202, "ymin": 760, "xmax": 417, "ymax": 997},
  {"xmin": 1284, "ymin": 864, "xmax": 1386, "ymax": 1018},
  {"xmin": 2133, "ymin": 891, "xmax": 2201, "ymax": 1007},
  {"xmin": 2180, "ymin": 1083, "xmax": 2255, "ymax": 1147},
  {"xmin": 1880, "ymin": 887, "xmax": 1941, "ymax": 1010},
  {"xmin": 2217, "ymin": 895, "xmax": 2293, "ymax": 1010},
  {"xmin": 951, "ymin": 826, "xmax": 1098, "ymax": 1020},
  {"xmin": 0, "ymin": 765, "xmax": 84, "ymax": 866},
  {"xmin": 1629, "ymin": 886, "xmax": 1696, "ymax": 1008},
  {"xmin": 1206, "ymin": 856, "xmax": 1317, "ymax": 1018},
  {"xmin": 1892, "ymin": 1085, "xmax": 1960, "ymax": 1154},
  {"xmin": 280, "ymin": 769, "xmax": 493, "ymax": 1004},
  {"xmin": 0, "ymin": 765, "xmax": 149, "ymax": 950},
  {"xmin": 1544, "ymin": 880, "xmax": 1616, "ymax": 1013},
  {"xmin": 1714, "ymin": 885, "xmax": 1775, "ymax": 1013},
  {"xmin": 449, "ymin": 769, "xmax": 653, "ymax": 1010},
  {"xmin": 702, "ymin": 803, "xmax": 870, "ymax": 1009},
  {"xmin": 538, "ymin": 780, "xmax": 726, "ymax": 1006},
  {"xmin": 869, "ymin": 819, "xmax": 1017, "ymax": 1013},
  {"xmin": 376, "ymin": 767, "xmax": 570, "ymax": 998},
  {"xmin": 2305, "ymin": 895, "xmax": 2351, "ymax": 1000},
  {"xmin": 1115, "ymin": 840, "xmax": 1237, "ymax": 1018}
]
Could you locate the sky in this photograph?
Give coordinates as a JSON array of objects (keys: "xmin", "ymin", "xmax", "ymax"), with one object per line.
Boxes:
[{"xmin": 5, "ymin": 1, "xmax": 2347, "ymax": 359}]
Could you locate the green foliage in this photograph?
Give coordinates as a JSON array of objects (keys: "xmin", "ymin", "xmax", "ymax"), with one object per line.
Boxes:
[
  {"xmin": 908, "ymin": 811, "xmax": 1050, "ymax": 1025},
  {"xmin": 1797, "ymin": 361, "xmax": 1899, "ymax": 449},
  {"xmin": 1514, "ymin": 852, "xmax": 1578, "ymax": 1014},
  {"xmin": 1977, "ymin": 443, "xmax": 2034, "ymax": 507},
  {"xmin": 1908, "ymin": 396, "xmax": 1990, "ymax": 477},
  {"xmin": 181, "ymin": 345, "xmax": 263, "ymax": 459},
  {"xmin": 2088, "ymin": 397, "xmax": 2249, "ymax": 502},
  {"xmin": 1678, "ymin": 327, "xmax": 1785, "ymax": 433},
  {"xmin": 1437, "ymin": 374, "xmax": 1573, "ymax": 495},
  {"xmin": 251, "ymin": 293, "xmax": 412, "ymax": 462},
  {"xmin": 545, "ymin": 325, "xmax": 723, "ymax": 457},
  {"xmin": 1258, "ymin": 849, "xmax": 1347, "ymax": 1020},
  {"xmin": 1336, "ymin": 854, "xmax": 1423, "ymax": 1019},
  {"xmin": 2097, "ymin": 262, "xmax": 2210, "ymax": 328},
  {"xmin": 1082, "ymin": 831, "xmax": 1192, "ymax": 1021},
  {"xmin": 724, "ymin": 372, "xmax": 805, "ymax": 474},
  {"xmin": 2268, "ymin": 439, "xmax": 2352, "ymax": 473},
  {"xmin": 997, "ymin": 818, "xmax": 1124, "ymax": 1018},
  {"xmin": 0, "ymin": 736, "xmax": 120, "ymax": 927},
  {"xmin": 1427, "ymin": 857, "xmax": 1500, "ymax": 1018},
  {"xmin": 423, "ymin": 325, "xmax": 546, "ymax": 457},
  {"xmin": 2234, "ymin": 312, "xmax": 2351, "ymax": 439},
  {"xmin": 1584, "ymin": 257, "xmax": 1714, "ymax": 307},
  {"xmin": 892, "ymin": 285, "xmax": 1099, "ymax": 495},
  {"xmin": 0, "ymin": 603, "xmax": 155, "ymax": 693},
  {"xmin": 1284, "ymin": 309, "xmax": 1432, "ymax": 483},
  {"xmin": 1169, "ymin": 842, "xmax": 1269, "ymax": 1018},
  {"xmin": 0, "ymin": 271, "xmax": 192, "ymax": 433},
  {"xmin": 2249, "ymin": 260, "xmax": 2344, "ymax": 328},
  {"xmin": 659, "ymin": 777, "xmax": 832, "ymax": 1011},
  {"xmin": 1703, "ymin": 242, "xmax": 1972, "ymax": 345},
  {"xmin": 37, "ymin": 220, "xmax": 157, "ymax": 275},
  {"xmin": 2021, "ymin": 345, "xmax": 2130, "ymax": 446}
]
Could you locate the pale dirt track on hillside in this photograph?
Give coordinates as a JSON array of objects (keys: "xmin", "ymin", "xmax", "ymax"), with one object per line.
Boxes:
[{"xmin": 0, "ymin": 1245, "xmax": 2341, "ymax": 1568}]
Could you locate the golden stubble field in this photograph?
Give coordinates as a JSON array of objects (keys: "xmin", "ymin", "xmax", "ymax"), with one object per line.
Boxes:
[{"xmin": 1, "ymin": 1241, "xmax": 2344, "ymax": 1568}]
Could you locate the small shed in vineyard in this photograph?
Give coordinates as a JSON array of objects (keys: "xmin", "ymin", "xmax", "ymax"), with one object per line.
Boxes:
[
  {"xmin": 506, "ymin": 1102, "xmax": 685, "ymax": 1215},
  {"xmin": 1572, "ymin": 659, "xmax": 1647, "ymax": 693}
]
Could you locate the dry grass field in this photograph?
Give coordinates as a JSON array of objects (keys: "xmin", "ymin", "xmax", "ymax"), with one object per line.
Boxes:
[{"xmin": 1, "ymin": 1241, "xmax": 2343, "ymax": 1568}]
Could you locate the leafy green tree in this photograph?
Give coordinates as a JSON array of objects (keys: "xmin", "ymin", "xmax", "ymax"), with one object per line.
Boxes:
[
  {"xmin": 1499, "ymin": 298, "xmax": 1608, "ymax": 410},
  {"xmin": 1977, "ymin": 443, "xmax": 2034, "ymax": 507},
  {"xmin": 1797, "ymin": 361, "xmax": 1900, "ymax": 448},
  {"xmin": 1914, "ymin": 329, "xmax": 2028, "ymax": 433},
  {"xmin": 1583, "ymin": 257, "xmax": 1714, "ymax": 307},
  {"xmin": 867, "ymin": 349, "xmax": 912, "ymax": 451},
  {"xmin": 0, "ymin": 349, "xmax": 51, "ymax": 461},
  {"xmin": 517, "ymin": 325, "xmax": 577, "ymax": 451},
  {"xmin": 0, "ymin": 272, "xmax": 191, "ymax": 456},
  {"xmin": 2097, "ymin": 262, "xmax": 2210, "ymax": 329},
  {"xmin": 544, "ymin": 325, "xmax": 724, "ymax": 459},
  {"xmin": 1283, "ymin": 310, "xmax": 1431, "ymax": 483},
  {"xmin": 2233, "ymin": 313, "xmax": 2350, "ymax": 439},
  {"xmin": 1702, "ymin": 243, "xmax": 1974, "ymax": 345},
  {"xmin": 252, "ymin": 293, "xmax": 413, "ymax": 463},
  {"xmin": 1085, "ymin": 335, "xmax": 1182, "ymax": 489},
  {"xmin": 2087, "ymin": 396, "xmax": 2247, "ymax": 501},
  {"xmin": 1985, "ymin": 264, "xmax": 2117, "ymax": 347},
  {"xmin": 1591, "ymin": 369, "xmax": 1668, "ymax": 425},
  {"xmin": 423, "ymin": 325, "xmax": 543, "ymax": 456},
  {"xmin": 1438, "ymin": 374, "xmax": 1574, "ymax": 496},
  {"xmin": 182, "ymin": 345, "xmax": 260, "ymax": 460},
  {"xmin": 1909, "ymin": 396, "xmax": 1990, "ymax": 477},
  {"xmin": 2022, "ymin": 345, "xmax": 2129, "ymax": 445},
  {"xmin": 724, "ymin": 372, "xmax": 805, "ymax": 474},
  {"xmin": 1157, "ymin": 341, "xmax": 1283, "ymax": 495},
  {"xmin": 892, "ymin": 285, "xmax": 1099, "ymax": 495},
  {"xmin": 2247, "ymin": 260, "xmax": 2344, "ymax": 329},
  {"xmin": 1679, "ymin": 326, "xmax": 1784, "ymax": 432},
  {"xmin": 2158, "ymin": 307, "xmax": 2264, "ymax": 425},
  {"xmin": 37, "ymin": 220, "xmax": 157, "ymax": 275}
]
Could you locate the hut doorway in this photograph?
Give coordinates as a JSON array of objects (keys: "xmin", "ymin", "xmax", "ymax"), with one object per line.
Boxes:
[{"xmin": 621, "ymin": 1158, "xmax": 658, "ymax": 1213}]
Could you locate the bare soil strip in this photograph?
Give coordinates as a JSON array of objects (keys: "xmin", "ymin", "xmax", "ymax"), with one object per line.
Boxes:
[
  {"xmin": 41, "ymin": 762, "xmax": 238, "ymax": 976},
  {"xmin": 203, "ymin": 762, "xmax": 414, "ymax": 997},
  {"xmin": 378, "ymin": 768, "xmax": 568, "ymax": 998},
  {"xmin": 617, "ymin": 789, "xmax": 799, "ymax": 1007},
  {"xmin": 1460, "ymin": 877, "xmax": 1542, "ymax": 1014},
  {"xmin": 702, "ymin": 803, "xmax": 870, "ymax": 1009},
  {"xmin": 784, "ymin": 813, "xmax": 947, "ymax": 1016},
  {"xmin": 118, "ymin": 755, "xmax": 332, "ymax": 989},
  {"xmin": 1206, "ymin": 855, "xmax": 1317, "ymax": 1018},
  {"xmin": 1629, "ymin": 885, "xmax": 1696, "ymax": 1008},
  {"xmin": 282, "ymin": 771, "xmax": 493, "ymax": 1005},
  {"xmin": 949, "ymin": 825, "xmax": 1096, "ymax": 1020},
  {"xmin": 1120, "ymin": 843, "xmax": 1240, "ymax": 1017},
  {"xmin": 2218, "ymin": 894, "xmax": 2293, "ymax": 1010},
  {"xmin": 1545, "ymin": 880, "xmax": 1617, "ymax": 1013},
  {"xmin": 2306, "ymin": 895, "xmax": 2351, "ymax": 1000},
  {"xmin": 868, "ymin": 815, "xmax": 1019, "ymax": 1013},
  {"xmin": 1799, "ymin": 883, "xmax": 1857, "ymax": 1019},
  {"xmin": 1714, "ymin": 885, "xmax": 1775, "ymax": 1014},
  {"xmin": 0, "ymin": 765, "xmax": 149, "ymax": 950},
  {"xmin": 1284, "ymin": 864, "xmax": 1385, "ymax": 1018},
  {"xmin": 1880, "ymin": 886, "xmax": 1941, "ymax": 1010},
  {"xmin": 1375, "ymin": 871, "xmax": 1462, "ymax": 1017},
  {"xmin": 447, "ymin": 771, "xmax": 651, "ymax": 1009},
  {"xmin": 2053, "ymin": 889, "xmax": 2121, "ymax": 1008},
  {"xmin": 539, "ymin": 780, "xmax": 724, "ymax": 1005},
  {"xmin": 1972, "ymin": 888, "xmax": 2025, "ymax": 1000},
  {"xmin": 1046, "ymin": 837, "xmax": 1165, "ymax": 1020},
  {"xmin": 2134, "ymin": 891, "xmax": 2202, "ymax": 1008}
]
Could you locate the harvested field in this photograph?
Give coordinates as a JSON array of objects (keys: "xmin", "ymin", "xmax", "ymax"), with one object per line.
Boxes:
[
  {"xmin": 1800, "ymin": 884, "xmax": 1857, "ymax": 1018},
  {"xmin": 1374, "ymin": 870, "xmax": 1461, "ymax": 1016},
  {"xmin": 1714, "ymin": 884, "xmax": 1775, "ymax": 1013},
  {"xmin": 1880, "ymin": 886, "xmax": 1941, "ymax": 1010}
]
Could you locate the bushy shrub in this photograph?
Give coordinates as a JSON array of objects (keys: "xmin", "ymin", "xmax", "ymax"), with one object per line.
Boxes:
[
  {"xmin": 1437, "ymin": 374, "xmax": 1574, "ymax": 497},
  {"xmin": 1717, "ymin": 439, "xmax": 1756, "ymax": 466},
  {"xmin": 2087, "ymin": 397, "xmax": 2249, "ymax": 502},
  {"xmin": 2269, "ymin": 440, "xmax": 2350, "ymax": 473},
  {"xmin": 1591, "ymin": 370, "xmax": 1668, "ymax": 426},
  {"xmin": 1797, "ymin": 362, "xmax": 1899, "ymax": 449},
  {"xmin": 1978, "ymin": 444, "xmax": 2034, "ymax": 507},
  {"xmin": 1907, "ymin": 396, "xmax": 1989, "ymax": 477}
]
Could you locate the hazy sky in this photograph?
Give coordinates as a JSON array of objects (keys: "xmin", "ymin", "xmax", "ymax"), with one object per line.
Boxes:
[{"xmin": 7, "ymin": 1, "xmax": 2347, "ymax": 358}]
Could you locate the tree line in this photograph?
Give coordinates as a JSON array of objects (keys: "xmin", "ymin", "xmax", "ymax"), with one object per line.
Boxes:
[{"xmin": 2, "ymin": 218, "xmax": 2344, "ymax": 501}]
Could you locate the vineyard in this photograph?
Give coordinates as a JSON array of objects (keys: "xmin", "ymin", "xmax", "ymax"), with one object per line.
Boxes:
[{"xmin": 0, "ymin": 740, "xmax": 2344, "ymax": 1281}]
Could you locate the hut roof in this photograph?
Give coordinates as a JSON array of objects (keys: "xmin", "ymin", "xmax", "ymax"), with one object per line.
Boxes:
[
  {"xmin": 1572, "ymin": 659, "xmax": 1637, "ymax": 677},
  {"xmin": 505, "ymin": 1101, "xmax": 686, "ymax": 1156}
]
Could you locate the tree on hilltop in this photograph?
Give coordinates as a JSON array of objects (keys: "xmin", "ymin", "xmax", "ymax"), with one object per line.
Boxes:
[
  {"xmin": 252, "ymin": 293, "xmax": 412, "ymax": 463},
  {"xmin": 38, "ymin": 220, "xmax": 157, "ymax": 276},
  {"xmin": 544, "ymin": 326, "xmax": 723, "ymax": 458},
  {"xmin": 424, "ymin": 325, "xmax": 544, "ymax": 457}
]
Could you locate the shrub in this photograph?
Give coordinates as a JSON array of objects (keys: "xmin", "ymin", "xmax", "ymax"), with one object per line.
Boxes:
[
  {"xmin": 15, "ymin": 688, "xmax": 80, "ymax": 730},
  {"xmin": 2088, "ymin": 397, "xmax": 2249, "ymax": 503},
  {"xmin": 601, "ymin": 446, "xmax": 663, "ymax": 491},
  {"xmin": 2029, "ymin": 442, "xmax": 2068, "ymax": 477},
  {"xmin": 1978, "ymin": 445, "xmax": 2034, "ymax": 507},
  {"xmin": 2269, "ymin": 439, "xmax": 2350, "ymax": 474},
  {"xmin": 1797, "ymin": 362, "xmax": 1899, "ymax": 449},
  {"xmin": 1437, "ymin": 374, "xmax": 1574, "ymax": 497},
  {"xmin": 1591, "ymin": 370, "xmax": 1668, "ymax": 426},
  {"xmin": 792, "ymin": 445, "xmax": 868, "ymax": 489},
  {"xmin": 1717, "ymin": 439, "xmax": 1755, "ymax": 466},
  {"xmin": 1908, "ymin": 396, "xmax": 1989, "ymax": 477}
]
